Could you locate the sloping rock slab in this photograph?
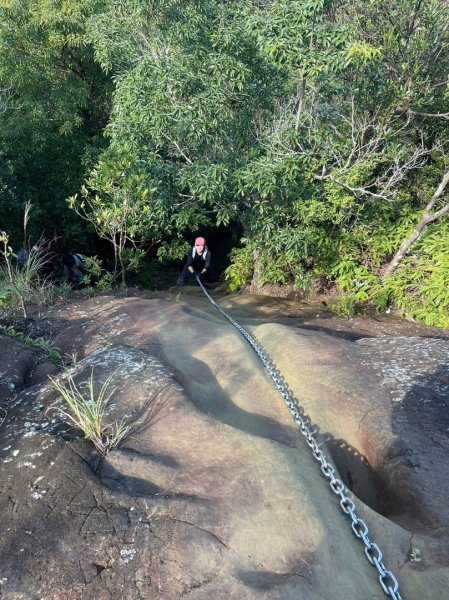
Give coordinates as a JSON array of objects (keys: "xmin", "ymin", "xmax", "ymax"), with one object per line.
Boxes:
[
  {"xmin": 0, "ymin": 296, "xmax": 448, "ymax": 599},
  {"xmin": 0, "ymin": 333, "xmax": 38, "ymax": 403}
]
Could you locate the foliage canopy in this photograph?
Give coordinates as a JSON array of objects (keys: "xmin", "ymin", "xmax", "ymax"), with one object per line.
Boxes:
[{"xmin": 1, "ymin": 0, "xmax": 448, "ymax": 325}]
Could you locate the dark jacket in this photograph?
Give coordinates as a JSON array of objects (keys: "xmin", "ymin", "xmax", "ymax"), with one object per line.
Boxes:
[{"xmin": 186, "ymin": 246, "xmax": 211, "ymax": 273}]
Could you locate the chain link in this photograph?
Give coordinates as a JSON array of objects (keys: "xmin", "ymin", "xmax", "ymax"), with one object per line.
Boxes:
[{"xmin": 197, "ymin": 277, "xmax": 404, "ymax": 600}]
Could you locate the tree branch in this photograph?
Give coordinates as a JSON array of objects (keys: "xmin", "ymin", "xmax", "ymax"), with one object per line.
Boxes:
[
  {"xmin": 163, "ymin": 135, "xmax": 193, "ymax": 164},
  {"xmin": 395, "ymin": 107, "xmax": 449, "ymax": 120},
  {"xmin": 383, "ymin": 170, "xmax": 449, "ymax": 278}
]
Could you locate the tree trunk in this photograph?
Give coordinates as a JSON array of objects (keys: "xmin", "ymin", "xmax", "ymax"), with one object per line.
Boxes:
[
  {"xmin": 383, "ymin": 171, "xmax": 449, "ymax": 279},
  {"xmin": 250, "ymin": 250, "xmax": 262, "ymax": 293},
  {"xmin": 120, "ymin": 252, "xmax": 127, "ymax": 290},
  {"xmin": 113, "ymin": 243, "xmax": 118, "ymax": 294},
  {"xmin": 118, "ymin": 233, "xmax": 127, "ymax": 292}
]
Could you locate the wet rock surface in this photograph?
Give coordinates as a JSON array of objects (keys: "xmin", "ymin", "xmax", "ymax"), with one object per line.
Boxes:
[{"xmin": 0, "ymin": 292, "xmax": 448, "ymax": 599}]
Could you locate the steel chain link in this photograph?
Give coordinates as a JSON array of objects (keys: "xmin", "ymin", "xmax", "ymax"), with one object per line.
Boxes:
[{"xmin": 196, "ymin": 277, "xmax": 404, "ymax": 600}]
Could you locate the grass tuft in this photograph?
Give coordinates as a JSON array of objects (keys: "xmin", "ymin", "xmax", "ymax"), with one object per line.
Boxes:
[{"xmin": 50, "ymin": 369, "xmax": 130, "ymax": 455}]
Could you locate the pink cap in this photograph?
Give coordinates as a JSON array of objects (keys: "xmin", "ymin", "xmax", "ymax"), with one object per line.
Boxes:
[{"xmin": 194, "ymin": 237, "xmax": 206, "ymax": 246}]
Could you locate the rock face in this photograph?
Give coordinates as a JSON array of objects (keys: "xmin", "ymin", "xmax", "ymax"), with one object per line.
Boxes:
[{"xmin": 0, "ymin": 294, "xmax": 448, "ymax": 599}]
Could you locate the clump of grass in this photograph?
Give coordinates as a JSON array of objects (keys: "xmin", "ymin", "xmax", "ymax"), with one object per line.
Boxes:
[
  {"xmin": 329, "ymin": 294, "xmax": 358, "ymax": 318},
  {"xmin": 50, "ymin": 369, "xmax": 130, "ymax": 456},
  {"xmin": 1, "ymin": 325, "xmax": 63, "ymax": 364},
  {"xmin": 0, "ymin": 232, "xmax": 68, "ymax": 316}
]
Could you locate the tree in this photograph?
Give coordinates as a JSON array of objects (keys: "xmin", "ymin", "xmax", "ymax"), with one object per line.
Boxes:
[
  {"xmin": 0, "ymin": 0, "xmax": 112, "ymax": 247},
  {"xmin": 69, "ymin": 146, "xmax": 158, "ymax": 288},
  {"xmin": 2, "ymin": 0, "xmax": 448, "ymax": 324},
  {"xmin": 85, "ymin": 0, "xmax": 276, "ymax": 246}
]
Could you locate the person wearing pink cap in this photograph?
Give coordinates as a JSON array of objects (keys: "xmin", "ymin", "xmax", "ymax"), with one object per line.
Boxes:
[{"xmin": 176, "ymin": 236, "xmax": 211, "ymax": 285}]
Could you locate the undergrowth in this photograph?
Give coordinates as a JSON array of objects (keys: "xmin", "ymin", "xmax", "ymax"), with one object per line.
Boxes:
[{"xmin": 0, "ymin": 325, "xmax": 63, "ymax": 364}]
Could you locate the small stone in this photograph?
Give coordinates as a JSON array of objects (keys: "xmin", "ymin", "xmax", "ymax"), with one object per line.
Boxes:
[{"xmin": 410, "ymin": 546, "xmax": 422, "ymax": 563}]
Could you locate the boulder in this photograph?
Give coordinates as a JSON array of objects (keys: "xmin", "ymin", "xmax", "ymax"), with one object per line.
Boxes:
[{"xmin": 0, "ymin": 295, "xmax": 448, "ymax": 599}]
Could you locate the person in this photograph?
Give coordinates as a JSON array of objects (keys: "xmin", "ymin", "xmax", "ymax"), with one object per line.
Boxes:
[
  {"xmin": 30, "ymin": 238, "xmax": 55, "ymax": 280},
  {"xmin": 62, "ymin": 253, "xmax": 89, "ymax": 286},
  {"xmin": 16, "ymin": 247, "xmax": 29, "ymax": 271},
  {"xmin": 176, "ymin": 237, "xmax": 211, "ymax": 286}
]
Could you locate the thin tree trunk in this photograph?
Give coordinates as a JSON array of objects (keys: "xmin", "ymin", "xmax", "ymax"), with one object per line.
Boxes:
[
  {"xmin": 2, "ymin": 237, "xmax": 27, "ymax": 319},
  {"xmin": 383, "ymin": 171, "xmax": 449, "ymax": 278},
  {"xmin": 120, "ymin": 251, "xmax": 126, "ymax": 290},
  {"xmin": 295, "ymin": 77, "xmax": 306, "ymax": 133},
  {"xmin": 113, "ymin": 242, "xmax": 118, "ymax": 294},
  {"xmin": 250, "ymin": 250, "xmax": 262, "ymax": 293},
  {"xmin": 119, "ymin": 232, "xmax": 127, "ymax": 291}
]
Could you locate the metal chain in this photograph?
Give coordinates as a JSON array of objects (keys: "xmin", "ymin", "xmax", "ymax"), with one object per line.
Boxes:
[{"xmin": 196, "ymin": 276, "xmax": 404, "ymax": 600}]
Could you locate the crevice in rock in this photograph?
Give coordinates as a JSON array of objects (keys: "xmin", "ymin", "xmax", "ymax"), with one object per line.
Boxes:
[
  {"xmin": 180, "ymin": 572, "xmax": 219, "ymax": 596},
  {"xmin": 235, "ymin": 568, "xmax": 311, "ymax": 591},
  {"xmin": 166, "ymin": 516, "xmax": 233, "ymax": 551},
  {"xmin": 326, "ymin": 438, "xmax": 438, "ymax": 534}
]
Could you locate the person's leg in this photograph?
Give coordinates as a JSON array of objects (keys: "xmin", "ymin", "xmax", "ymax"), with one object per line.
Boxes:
[
  {"xmin": 62, "ymin": 265, "xmax": 71, "ymax": 284},
  {"xmin": 72, "ymin": 267, "xmax": 85, "ymax": 286},
  {"xmin": 176, "ymin": 265, "xmax": 191, "ymax": 285}
]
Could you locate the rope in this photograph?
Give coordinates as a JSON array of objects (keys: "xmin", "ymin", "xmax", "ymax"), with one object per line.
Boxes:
[{"xmin": 195, "ymin": 275, "xmax": 404, "ymax": 600}]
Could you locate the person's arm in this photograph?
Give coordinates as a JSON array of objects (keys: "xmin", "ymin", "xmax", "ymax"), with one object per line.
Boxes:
[
  {"xmin": 202, "ymin": 250, "xmax": 211, "ymax": 273},
  {"xmin": 186, "ymin": 249, "xmax": 195, "ymax": 273}
]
